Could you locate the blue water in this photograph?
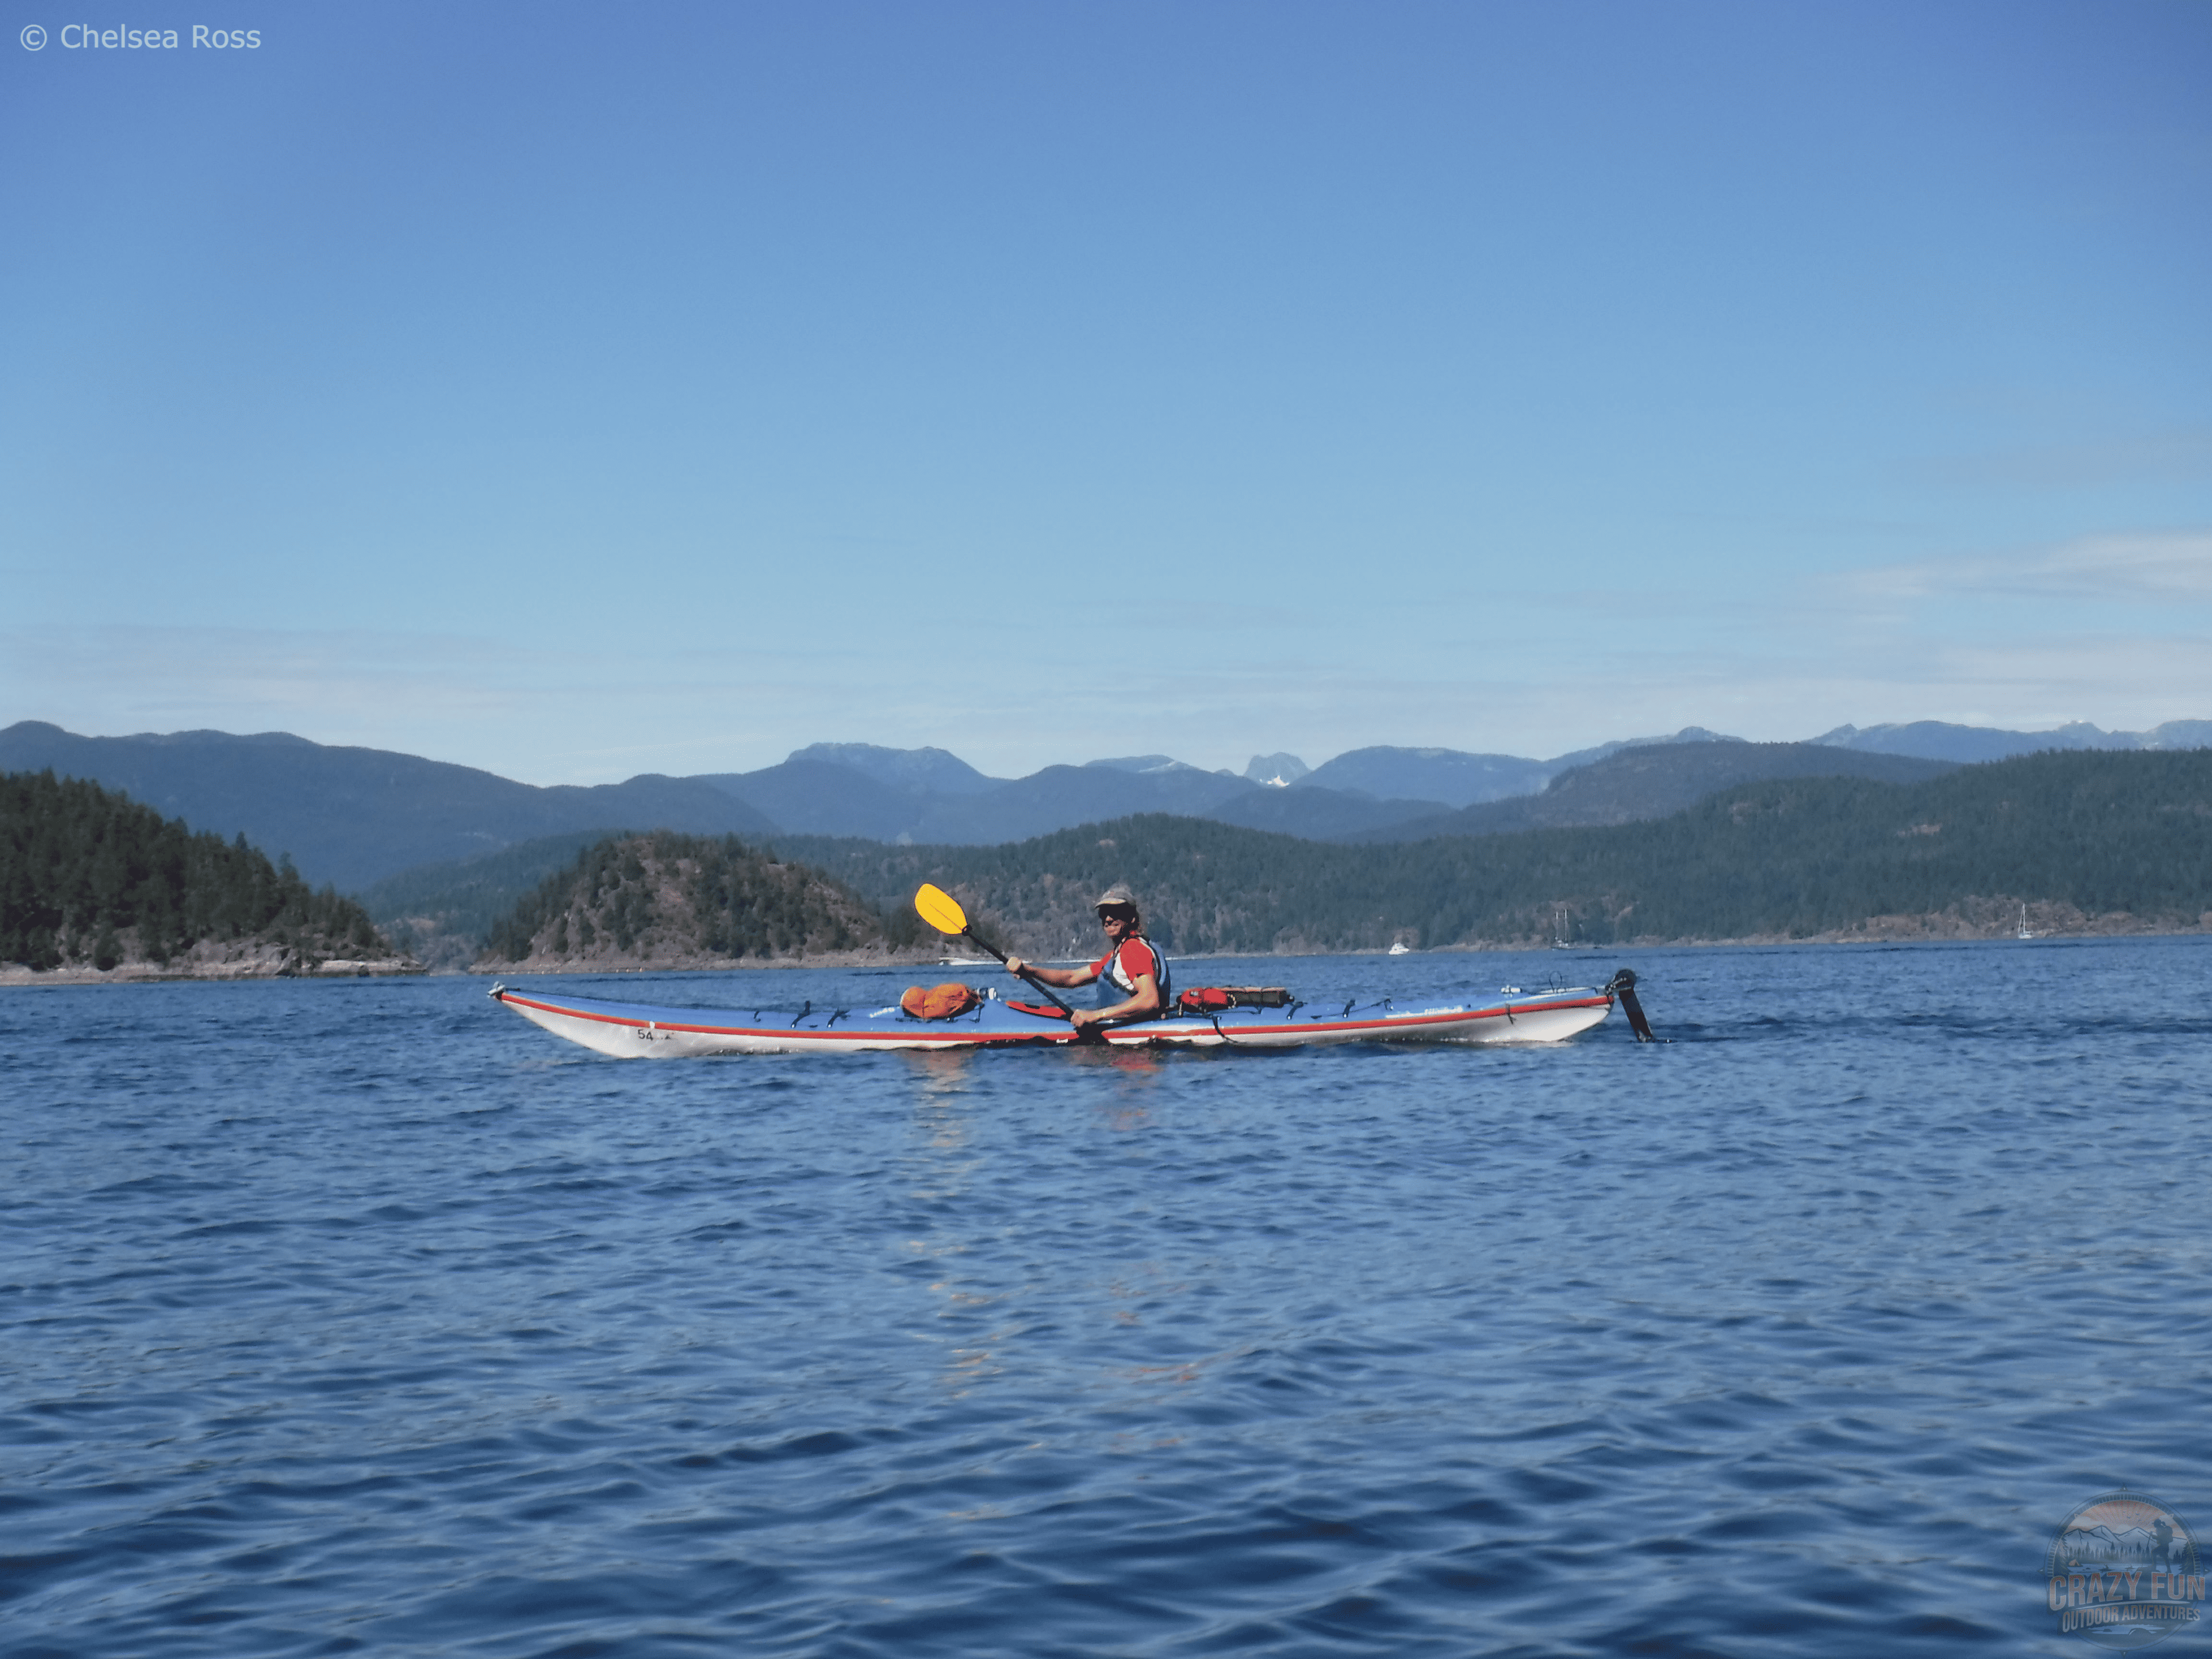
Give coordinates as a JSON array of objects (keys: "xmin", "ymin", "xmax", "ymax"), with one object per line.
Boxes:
[{"xmin": 5, "ymin": 939, "xmax": 2208, "ymax": 1658}]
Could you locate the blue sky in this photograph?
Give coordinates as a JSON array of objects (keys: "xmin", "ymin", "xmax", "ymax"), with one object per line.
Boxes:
[{"xmin": 4, "ymin": 1, "xmax": 2207, "ymax": 784}]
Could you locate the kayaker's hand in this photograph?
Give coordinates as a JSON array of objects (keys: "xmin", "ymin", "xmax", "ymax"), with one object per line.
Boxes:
[
  {"xmin": 1005, "ymin": 955, "xmax": 1026, "ymax": 977},
  {"xmin": 1068, "ymin": 1008, "xmax": 1097, "ymax": 1030}
]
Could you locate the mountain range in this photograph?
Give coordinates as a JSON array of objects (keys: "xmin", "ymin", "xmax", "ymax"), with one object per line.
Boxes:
[
  {"xmin": 0, "ymin": 723, "xmax": 777, "ymax": 894},
  {"xmin": 1812, "ymin": 719, "xmax": 2212, "ymax": 763},
  {"xmin": 3, "ymin": 716, "xmax": 2204, "ymax": 894},
  {"xmin": 1346, "ymin": 742, "xmax": 1957, "ymax": 841}
]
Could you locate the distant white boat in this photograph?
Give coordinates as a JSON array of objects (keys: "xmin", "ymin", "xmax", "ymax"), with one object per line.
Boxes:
[
  {"xmin": 1553, "ymin": 907, "xmax": 1576, "ymax": 950},
  {"xmin": 2017, "ymin": 905, "xmax": 2037, "ymax": 940},
  {"xmin": 1388, "ymin": 942, "xmax": 1411, "ymax": 956}
]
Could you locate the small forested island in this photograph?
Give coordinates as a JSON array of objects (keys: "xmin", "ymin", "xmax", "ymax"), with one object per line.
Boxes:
[
  {"xmin": 477, "ymin": 830, "xmax": 932, "ymax": 972},
  {"xmin": 1, "ymin": 771, "xmax": 410, "ymax": 981}
]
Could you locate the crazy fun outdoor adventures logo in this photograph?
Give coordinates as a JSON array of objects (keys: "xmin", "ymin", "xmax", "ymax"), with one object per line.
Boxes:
[{"xmin": 2047, "ymin": 1492, "xmax": 2204, "ymax": 1647}]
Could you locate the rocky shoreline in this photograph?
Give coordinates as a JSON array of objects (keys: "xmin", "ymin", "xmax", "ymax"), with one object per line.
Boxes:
[
  {"xmin": 0, "ymin": 939, "xmax": 422, "ymax": 986},
  {"xmin": 468, "ymin": 943, "xmax": 945, "ymax": 975}
]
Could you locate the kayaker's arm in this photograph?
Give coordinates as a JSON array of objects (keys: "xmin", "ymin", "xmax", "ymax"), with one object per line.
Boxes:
[
  {"xmin": 1070, "ymin": 972, "xmax": 1162, "ymax": 1031},
  {"xmin": 1004, "ymin": 956, "xmax": 1096, "ymax": 990}
]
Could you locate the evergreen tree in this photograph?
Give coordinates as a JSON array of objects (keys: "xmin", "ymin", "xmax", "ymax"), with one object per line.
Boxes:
[
  {"xmin": 0, "ymin": 770, "xmax": 394, "ymax": 971},
  {"xmin": 478, "ymin": 830, "xmax": 903, "ymax": 963}
]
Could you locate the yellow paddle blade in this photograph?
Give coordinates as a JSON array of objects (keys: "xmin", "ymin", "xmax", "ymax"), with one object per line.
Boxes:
[{"xmin": 913, "ymin": 883, "xmax": 969, "ymax": 936}]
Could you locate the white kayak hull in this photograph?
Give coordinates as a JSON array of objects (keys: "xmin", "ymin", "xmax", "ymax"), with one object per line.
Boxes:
[{"xmin": 490, "ymin": 983, "xmax": 1616, "ymax": 1057}]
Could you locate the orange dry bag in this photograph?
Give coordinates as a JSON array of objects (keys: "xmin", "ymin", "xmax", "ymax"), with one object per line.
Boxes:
[{"xmin": 900, "ymin": 982, "xmax": 983, "ymax": 1021}]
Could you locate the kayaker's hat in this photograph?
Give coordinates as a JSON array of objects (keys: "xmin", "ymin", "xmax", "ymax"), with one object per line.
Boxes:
[{"xmin": 1094, "ymin": 882, "xmax": 1138, "ymax": 918}]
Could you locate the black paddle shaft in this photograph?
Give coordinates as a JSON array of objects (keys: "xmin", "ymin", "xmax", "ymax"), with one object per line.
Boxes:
[{"xmin": 962, "ymin": 932, "xmax": 1078, "ymax": 1017}]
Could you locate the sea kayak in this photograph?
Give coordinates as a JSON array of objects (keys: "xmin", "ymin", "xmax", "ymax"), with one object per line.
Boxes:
[{"xmin": 489, "ymin": 979, "xmax": 1624, "ymax": 1056}]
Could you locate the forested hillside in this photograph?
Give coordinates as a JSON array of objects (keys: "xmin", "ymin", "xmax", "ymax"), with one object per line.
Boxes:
[
  {"xmin": 1353, "ymin": 742, "xmax": 1957, "ymax": 841},
  {"xmin": 771, "ymin": 750, "xmax": 2212, "ymax": 953},
  {"xmin": 0, "ymin": 722, "xmax": 773, "ymax": 891},
  {"xmin": 361, "ymin": 831, "xmax": 618, "ymax": 970},
  {"xmin": 478, "ymin": 831, "xmax": 928, "ymax": 970},
  {"xmin": 1, "ymin": 770, "xmax": 396, "ymax": 975}
]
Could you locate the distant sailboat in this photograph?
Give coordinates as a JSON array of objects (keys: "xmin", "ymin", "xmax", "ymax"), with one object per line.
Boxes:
[
  {"xmin": 1553, "ymin": 907, "xmax": 1576, "ymax": 950},
  {"xmin": 2017, "ymin": 904, "xmax": 2037, "ymax": 940}
]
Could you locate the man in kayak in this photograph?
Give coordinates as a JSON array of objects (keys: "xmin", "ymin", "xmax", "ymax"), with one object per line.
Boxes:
[{"xmin": 1005, "ymin": 883, "xmax": 1172, "ymax": 1030}]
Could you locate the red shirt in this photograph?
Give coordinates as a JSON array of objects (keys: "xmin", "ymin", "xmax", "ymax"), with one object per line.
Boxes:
[{"xmin": 1089, "ymin": 936, "xmax": 1171, "ymax": 1001}]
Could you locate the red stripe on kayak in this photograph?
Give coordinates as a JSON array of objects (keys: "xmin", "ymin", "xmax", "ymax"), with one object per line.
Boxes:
[
  {"xmin": 1205, "ymin": 997, "xmax": 1611, "ymax": 1037},
  {"xmin": 498, "ymin": 992, "xmax": 1073, "ymax": 1043},
  {"xmin": 497, "ymin": 990, "xmax": 1609, "ymax": 1042},
  {"xmin": 502, "ymin": 995, "xmax": 1044, "ymax": 1044}
]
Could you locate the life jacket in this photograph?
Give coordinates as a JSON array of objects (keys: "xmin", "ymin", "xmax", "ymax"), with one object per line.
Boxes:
[{"xmin": 1091, "ymin": 935, "xmax": 1171, "ymax": 1004}]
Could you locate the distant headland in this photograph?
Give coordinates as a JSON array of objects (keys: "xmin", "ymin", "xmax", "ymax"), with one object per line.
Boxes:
[{"xmin": 1, "ymin": 770, "xmax": 414, "ymax": 983}]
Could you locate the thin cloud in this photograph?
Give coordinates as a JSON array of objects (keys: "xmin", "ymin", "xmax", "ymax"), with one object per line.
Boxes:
[
  {"xmin": 8, "ymin": 599, "xmax": 2207, "ymax": 786},
  {"xmin": 1908, "ymin": 427, "xmax": 2212, "ymax": 491},
  {"xmin": 1844, "ymin": 530, "xmax": 2212, "ymax": 602}
]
